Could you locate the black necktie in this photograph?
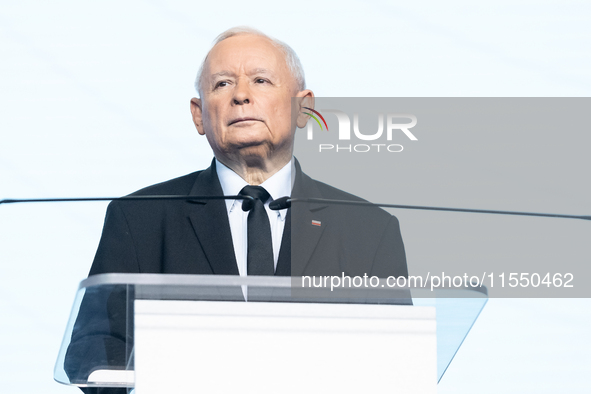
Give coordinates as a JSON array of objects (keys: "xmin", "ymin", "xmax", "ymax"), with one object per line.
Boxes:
[{"xmin": 239, "ymin": 185, "xmax": 274, "ymax": 275}]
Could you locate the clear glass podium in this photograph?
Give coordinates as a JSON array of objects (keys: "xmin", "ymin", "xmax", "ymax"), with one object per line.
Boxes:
[{"xmin": 54, "ymin": 274, "xmax": 487, "ymax": 393}]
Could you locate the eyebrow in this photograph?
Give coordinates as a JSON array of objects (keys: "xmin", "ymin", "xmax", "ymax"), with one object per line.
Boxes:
[
  {"xmin": 248, "ymin": 68, "xmax": 275, "ymax": 76},
  {"xmin": 209, "ymin": 68, "xmax": 276, "ymax": 79},
  {"xmin": 209, "ymin": 71, "xmax": 236, "ymax": 79},
  {"xmin": 206, "ymin": 68, "xmax": 278, "ymax": 90}
]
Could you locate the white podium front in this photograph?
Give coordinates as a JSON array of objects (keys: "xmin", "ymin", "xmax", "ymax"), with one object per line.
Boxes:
[{"xmin": 134, "ymin": 300, "xmax": 436, "ymax": 394}]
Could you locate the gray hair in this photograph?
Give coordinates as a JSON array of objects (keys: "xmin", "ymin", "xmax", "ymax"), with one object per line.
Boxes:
[{"xmin": 194, "ymin": 26, "xmax": 306, "ymax": 96}]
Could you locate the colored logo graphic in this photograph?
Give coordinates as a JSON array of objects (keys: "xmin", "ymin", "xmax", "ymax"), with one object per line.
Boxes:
[{"xmin": 303, "ymin": 107, "xmax": 329, "ymax": 131}]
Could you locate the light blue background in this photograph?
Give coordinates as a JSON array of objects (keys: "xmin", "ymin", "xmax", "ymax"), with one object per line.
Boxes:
[{"xmin": 1, "ymin": 1, "xmax": 590, "ymax": 393}]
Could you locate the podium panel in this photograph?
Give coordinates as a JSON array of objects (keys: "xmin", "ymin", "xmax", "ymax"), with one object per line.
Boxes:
[{"xmin": 135, "ymin": 300, "xmax": 436, "ymax": 394}]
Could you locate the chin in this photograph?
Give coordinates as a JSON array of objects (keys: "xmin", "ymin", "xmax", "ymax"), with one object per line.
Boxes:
[
  {"xmin": 234, "ymin": 143, "xmax": 270, "ymax": 158},
  {"xmin": 228, "ymin": 141, "xmax": 279, "ymax": 163}
]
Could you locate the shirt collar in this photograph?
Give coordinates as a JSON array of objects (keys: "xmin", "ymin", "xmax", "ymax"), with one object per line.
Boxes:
[{"xmin": 215, "ymin": 158, "xmax": 293, "ymax": 219}]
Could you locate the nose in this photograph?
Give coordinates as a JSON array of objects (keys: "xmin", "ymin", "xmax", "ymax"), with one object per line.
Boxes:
[{"xmin": 232, "ymin": 79, "xmax": 251, "ymax": 105}]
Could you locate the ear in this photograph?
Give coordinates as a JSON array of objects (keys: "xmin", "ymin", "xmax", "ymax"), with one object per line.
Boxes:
[
  {"xmin": 295, "ymin": 89, "xmax": 315, "ymax": 129},
  {"xmin": 190, "ymin": 98, "xmax": 205, "ymax": 135}
]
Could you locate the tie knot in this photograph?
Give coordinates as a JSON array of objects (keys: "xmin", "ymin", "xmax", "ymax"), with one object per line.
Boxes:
[{"xmin": 240, "ymin": 185, "xmax": 271, "ymax": 205}]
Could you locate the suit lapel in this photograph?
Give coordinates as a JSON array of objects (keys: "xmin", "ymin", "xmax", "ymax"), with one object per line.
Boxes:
[
  {"xmin": 278, "ymin": 159, "xmax": 329, "ymax": 276},
  {"xmin": 186, "ymin": 160, "xmax": 239, "ymax": 275}
]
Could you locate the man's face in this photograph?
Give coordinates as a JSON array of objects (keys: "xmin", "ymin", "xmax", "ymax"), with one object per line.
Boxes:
[{"xmin": 191, "ymin": 34, "xmax": 312, "ymax": 168}]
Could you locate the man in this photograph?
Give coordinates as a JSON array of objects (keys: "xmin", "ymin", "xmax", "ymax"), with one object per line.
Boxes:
[
  {"xmin": 66, "ymin": 27, "xmax": 408, "ymax": 393},
  {"xmin": 86, "ymin": 26, "xmax": 408, "ymax": 280}
]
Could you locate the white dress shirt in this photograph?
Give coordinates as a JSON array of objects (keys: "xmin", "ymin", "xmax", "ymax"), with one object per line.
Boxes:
[{"xmin": 215, "ymin": 158, "xmax": 293, "ymax": 276}]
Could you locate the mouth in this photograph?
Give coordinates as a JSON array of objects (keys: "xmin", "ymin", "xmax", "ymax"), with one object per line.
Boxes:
[{"xmin": 228, "ymin": 117, "xmax": 262, "ymax": 126}]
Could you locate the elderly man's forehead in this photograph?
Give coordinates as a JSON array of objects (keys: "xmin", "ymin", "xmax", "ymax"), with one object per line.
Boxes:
[{"xmin": 204, "ymin": 34, "xmax": 284, "ymax": 70}]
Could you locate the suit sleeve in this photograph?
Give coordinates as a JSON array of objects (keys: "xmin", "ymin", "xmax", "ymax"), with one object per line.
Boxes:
[
  {"xmin": 89, "ymin": 201, "xmax": 140, "ymax": 275},
  {"xmin": 370, "ymin": 215, "xmax": 409, "ymax": 279},
  {"xmin": 370, "ymin": 215, "xmax": 412, "ymax": 305},
  {"xmin": 65, "ymin": 201, "xmax": 139, "ymax": 394}
]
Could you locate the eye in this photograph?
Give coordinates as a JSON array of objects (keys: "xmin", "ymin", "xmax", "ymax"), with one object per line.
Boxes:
[
  {"xmin": 214, "ymin": 81, "xmax": 229, "ymax": 89},
  {"xmin": 255, "ymin": 78, "xmax": 268, "ymax": 84}
]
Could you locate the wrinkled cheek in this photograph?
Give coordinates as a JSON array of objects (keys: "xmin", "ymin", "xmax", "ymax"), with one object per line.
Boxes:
[
  {"xmin": 201, "ymin": 111, "xmax": 213, "ymax": 132},
  {"xmin": 272, "ymin": 104, "xmax": 291, "ymax": 127},
  {"xmin": 202, "ymin": 111, "xmax": 221, "ymax": 139},
  {"xmin": 206, "ymin": 125, "xmax": 225, "ymax": 149}
]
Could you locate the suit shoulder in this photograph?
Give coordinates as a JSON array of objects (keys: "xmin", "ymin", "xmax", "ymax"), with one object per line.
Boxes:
[
  {"xmin": 311, "ymin": 178, "xmax": 368, "ymax": 202},
  {"xmin": 126, "ymin": 171, "xmax": 204, "ymax": 196},
  {"xmin": 308, "ymin": 176, "xmax": 397, "ymax": 222}
]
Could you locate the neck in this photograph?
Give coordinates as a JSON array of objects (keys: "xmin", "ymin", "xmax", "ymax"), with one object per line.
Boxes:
[{"xmin": 216, "ymin": 154, "xmax": 291, "ymax": 185}]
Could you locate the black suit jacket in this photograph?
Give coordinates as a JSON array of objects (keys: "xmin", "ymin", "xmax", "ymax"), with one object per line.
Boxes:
[
  {"xmin": 67, "ymin": 158, "xmax": 408, "ymax": 393},
  {"xmin": 88, "ymin": 158, "xmax": 408, "ymax": 279}
]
